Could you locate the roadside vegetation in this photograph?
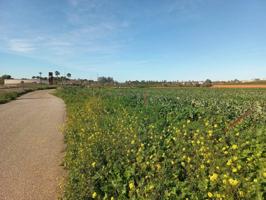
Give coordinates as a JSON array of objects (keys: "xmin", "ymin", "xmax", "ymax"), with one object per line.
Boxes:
[
  {"xmin": 57, "ymin": 87, "xmax": 266, "ymax": 200},
  {"xmin": 0, "ymin": 84, "xmax": 56, "ymax": 104}
]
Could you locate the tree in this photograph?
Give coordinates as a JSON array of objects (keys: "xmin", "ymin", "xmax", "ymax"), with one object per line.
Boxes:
[
  {"xmin": 1, "ymin": 74, "xmax": 12, "ymax": 79},
  {"xmin": 97, "ymin": 76, "xmax": 114, "ymax": 84},
  {"xmin": 67, "ymin": 73, "xmax": 71, "ymax": 79},
  {"xmin": 55, "ymin": 71, "xmax": 60, "ymax": 78},
  {"xmin": 203, "ymin": 79, "xmax": 212, "ymax": 87}
]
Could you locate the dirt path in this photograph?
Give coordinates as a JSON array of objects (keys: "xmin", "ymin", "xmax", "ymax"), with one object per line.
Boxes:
[{"xmin": 0, "ymin": 90, "xmax": 65, "ymax": 200}]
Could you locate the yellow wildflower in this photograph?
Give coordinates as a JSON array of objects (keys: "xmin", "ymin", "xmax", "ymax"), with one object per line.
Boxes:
[
  {"xmin": 222, "ymin": 179, "xmax": 227, "ymax": 184},
  {"xmin": 263, "ymin": 172, "xmax": 266, "ymax": 178},
  {"xmin": 129, "ymin": 182, "xmax": 135, "ymax": 190},
  {"xmin": 92, "ymin": 162, "xmax": 96, "ymax": 168},
  {"xmin": 238, "ymin": 191, "xmax": 244, "ymax": 197},
  {"xmin": 214, "ymin": 124, "xmax": 218, "ymax": 128},
  {"xmin": 216, "ymin": 193, "xmax": 221, "ymax": 198},
  {"xmin": 210, "ymin": 173, "xmax": 218, "ymax": 182},
  {"xmin": 156, "ymin": 164, "xmax": 161, "ymax": 170},
  {"xmin": 228, "ymin": 178, "xmax": 239, "ymax": 186},
  {"xmin": 226, "ymin": 159, "xmax": 232, "ymax": 166},
  {"xmin": 208, "ymin": 192, "xmax": 213, "ymax": 198},
  {"xmin": 232, "ymin": 167, "xmax": 237, "ymax": 173},
  {"xmin": 231, "ymin": 144, "xmax": 238, "ymax": 150},
  {"xmin": 92, "ymin": 192, "xmax": 97, "ymax": 199}
]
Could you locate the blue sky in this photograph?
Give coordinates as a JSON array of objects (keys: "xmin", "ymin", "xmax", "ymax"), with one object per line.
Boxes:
[{"xmin": 0, "ymin": 0, "xmax": 266, "ymax": 81}]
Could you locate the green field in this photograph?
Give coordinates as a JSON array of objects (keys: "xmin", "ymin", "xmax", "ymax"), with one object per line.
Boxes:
[{"xmin": 57, "ymin": 87, "xmax": 266, "ymax": 200}]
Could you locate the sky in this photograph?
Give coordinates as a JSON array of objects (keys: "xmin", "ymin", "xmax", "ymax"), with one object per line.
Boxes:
[{"xmin": 0, "ymin": 0, "xmax": 266, "ymax": 81}]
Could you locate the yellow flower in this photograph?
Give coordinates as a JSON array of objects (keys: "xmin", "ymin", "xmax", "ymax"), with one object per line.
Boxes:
[
  {"xmin": 226, "ymin": 159, "xmax": 232, "ymax": 166},
  {"xmin": 228, "ymin": 178, "xmax": 239, "ymax": 186},
  {"xmin": 222, "ymin": 179, "xmax": 227, "ymax": 184},
  {"xmin": 232, "ymin": 167, "xmax": 237, "ymax": 173},
  {"xmin": 232, "ymin": 156, "xmax": 238, "ymax": 161},
  {"xmin": 92, "ymin": 192, "xmax": 97, "ymax": 199},
  {"xmin": 231, "ymin": 144, "xmax": 238, "ymax": 150},
  {"xmin": 214, "ymin": 124, "xmax": 218, "ymax": 128},
  {"xmin": 210, "ymin": 173, "xmax": 218, "ymax": 182},
  {"xmin": 129, "ymin": 182, "xmax": 135, "ymax": 190},
  {"xmin": 263, "ymin": 172, "xmax": 266, "ymax": 178},
  {"xmin": 216, "ymin": 193, "xmax": 221, "ymax": 198},
  {"xmin": 208, "ymin": 192, "xmax": 213, "ymax": 198},
  {"xmin": 131, "ymin": 140, "xmax": 135, "ymax": 144},
  {"xmin": 92, "ymin": 162, "xmax": 96, "ymax": 168},
  {"xmin": 208, "ymin": 130, "xmax": 213, "ymax": 136},
  {"xmin": 187, "ymin": 119, "xmax": 191, "ymax": 123},
  {"xmin": 238, "ymin": 191, "xmax": 244, "ymax": 197},
  {"xmin": 111, "ymin": 197, "xmax": 115, "ymax": 200},
  {"xmin": 156, "ymin": 164, "xmax": 161, "ymax": 170}
]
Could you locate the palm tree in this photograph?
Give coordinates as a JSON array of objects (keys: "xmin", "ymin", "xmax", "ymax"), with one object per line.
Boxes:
[
  {"xmin": 55, "ymin": 71, "xmax": 60, "ymax": 78},
  {"xmin": 39, "ymin": 72, "xmax": 42, "ymax": 84},
  {"xmin": 67, "ymin": 73, "xmax": 71, "ymax": 79},
  {"xmin": 55, "ymin": 71, "xmax": 60, "ymax": 85}
]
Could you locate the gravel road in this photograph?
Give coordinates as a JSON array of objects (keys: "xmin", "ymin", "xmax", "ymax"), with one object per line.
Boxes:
[{"xmin": 0, "ymin": 89, "xmax": 65, "ymax": 200}]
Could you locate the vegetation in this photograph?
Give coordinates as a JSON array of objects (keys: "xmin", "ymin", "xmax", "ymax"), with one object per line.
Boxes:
[
  {"xmin": 0, "ymin": 84, "xmax": 56, "ymax": 104},
  {"xmin": 0, "ymin": 74, "xmax": 12, "ymax": 84},
  {"xmin": 57, "ymin": 87, "xmax": 266, "ymax": 200}
]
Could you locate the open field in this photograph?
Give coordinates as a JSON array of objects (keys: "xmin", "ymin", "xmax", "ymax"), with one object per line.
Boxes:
[
  {"xmin": 0, "ymin": 84, "xmax": 56, "ymax": 104},
  {"xmin": 57, "ymin": 87, "xmax": 266, "ymax": 200},
  {"xmin": 212, "ymin": 85, "xmax": 266, "ymax": 88}
]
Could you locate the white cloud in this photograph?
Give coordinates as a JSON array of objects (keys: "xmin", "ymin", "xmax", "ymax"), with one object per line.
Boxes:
[{"xmin": 8, "ymin": 39, "xmax": 35, "ymax": 53}]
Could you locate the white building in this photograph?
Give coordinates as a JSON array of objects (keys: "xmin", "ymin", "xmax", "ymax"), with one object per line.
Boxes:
[{"xmin": 4, "ymin": 79, "xmax": 48, "ymax": 85}]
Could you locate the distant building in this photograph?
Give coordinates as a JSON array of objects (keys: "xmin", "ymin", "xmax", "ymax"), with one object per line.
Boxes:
[{"xmin": 4, "ymin": 79, "xmax": 48, "ymax": 85}]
